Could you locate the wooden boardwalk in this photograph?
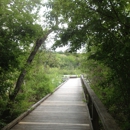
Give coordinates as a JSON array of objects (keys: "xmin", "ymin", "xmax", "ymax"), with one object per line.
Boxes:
[{"xmin": 11, "ymin": 78, "xmax": 93, "ymax": 130}]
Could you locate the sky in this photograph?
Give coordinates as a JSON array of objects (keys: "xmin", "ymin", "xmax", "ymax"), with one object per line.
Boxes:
[
  {"xmin": 39, "ymin": 0, "xmax": 83, "ymax": 53},
  {"xmin": 45, "ymin": 32, "xmax": 69, "ymax": 52},
  {"xmin": 38, "ymin": 1, "xmax": 69, "ymax": 52}
]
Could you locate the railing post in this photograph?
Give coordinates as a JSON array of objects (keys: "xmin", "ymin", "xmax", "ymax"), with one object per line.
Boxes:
[
  {"xmin": 92, "ymin": 104, "xmax": 100, "ymax": 130},
  {"xmin": 88, "ymin": 95, "xmax": 92, "ymax": 117},
  {"xmin": 88, "ymin": 99, "xmax": 100, "ymax": 130}
]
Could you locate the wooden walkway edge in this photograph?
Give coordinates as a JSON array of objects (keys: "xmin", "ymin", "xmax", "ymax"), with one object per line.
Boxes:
[{"xmin": 3, "ymin": 78, "xmax": 93, "ymax": 130}]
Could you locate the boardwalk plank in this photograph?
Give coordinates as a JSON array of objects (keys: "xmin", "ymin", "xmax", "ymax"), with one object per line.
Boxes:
[
  {"xmin": 11, "ymin": 124, "xmax": 90, "ymax": 130},
  {"xmin": 11, "ymin": 78, "xmax": 92, "ymax": 130}
]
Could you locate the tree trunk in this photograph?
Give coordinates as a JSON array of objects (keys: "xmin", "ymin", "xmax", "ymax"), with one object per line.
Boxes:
[{"xmin": 9, "ymin": 29, "xmax": 53, "ymax": 101}]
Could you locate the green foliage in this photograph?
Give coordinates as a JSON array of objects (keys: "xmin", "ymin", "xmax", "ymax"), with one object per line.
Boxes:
[
  {"xmin": 81, "ymin": 52, "xmax": 130, "ymax": 129},
  {"xmin": 25, "ymin": 70, "xmax": 53, "ymax": 101},
  {"xmin": 0, "ymin": 0, "xmax": 44, "ymax": 128},
  {"xmin": 0, "ymin": 0, "xmax": 43, "ymax": 99},
  {"xmin": 55, "ymin": 53, "xmax": 79, "ymax": 70}
]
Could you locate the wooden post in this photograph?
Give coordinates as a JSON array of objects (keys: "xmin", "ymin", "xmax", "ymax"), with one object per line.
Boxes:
[
  {"xmin": 88, "ymin": 95, "xmax": 92, "ymax": 118},
  {"xmin": 92, "ymin": 104, "xmax": 100, "ymax": 130}
]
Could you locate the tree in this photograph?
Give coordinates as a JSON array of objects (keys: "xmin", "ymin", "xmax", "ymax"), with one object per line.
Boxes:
[
  {"xmin": 0, "ymin": 0, "xmax": 43, "ymax": 96},
  {"xmin": 0, "ymin": 0, "xmax": 53, "ymax": 125},
  {"xmin": 9, "ymin": 29, "xmax": 53, "ymax": 101}
]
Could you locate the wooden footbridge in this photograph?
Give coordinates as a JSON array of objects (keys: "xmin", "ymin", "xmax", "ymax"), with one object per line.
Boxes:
[{"xmin": 2, "ymin": 76, "xmax": 121, "ymax": 130}]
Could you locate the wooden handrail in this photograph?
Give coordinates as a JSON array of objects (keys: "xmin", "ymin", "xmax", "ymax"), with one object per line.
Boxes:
[{"xmin": 81, "ymin": 75, "xmax": 121, "ymax": 130}]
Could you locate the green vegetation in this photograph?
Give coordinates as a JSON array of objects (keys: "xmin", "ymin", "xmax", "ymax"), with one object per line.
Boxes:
[
  {"xmin": 0, "ymin": 0, "xmax": 81, "ymax": 128},
  {"xmin": 1, "ymin": 0, "xmax": 130, "ymax": 129}
]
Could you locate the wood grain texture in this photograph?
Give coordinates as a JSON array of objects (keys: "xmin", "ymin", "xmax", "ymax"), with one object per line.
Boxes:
[{"xmin": 11, "ymin": 78, "xmax": 93, "ymax": 130}]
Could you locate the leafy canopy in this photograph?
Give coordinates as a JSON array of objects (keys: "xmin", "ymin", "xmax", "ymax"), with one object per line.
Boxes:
[{"xmin": 0, "ymin": 0, "xmax": 43, "ymax": 95}]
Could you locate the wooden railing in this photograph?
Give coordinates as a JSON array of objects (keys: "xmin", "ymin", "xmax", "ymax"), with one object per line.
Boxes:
[{"xmin": 81, "ymin": 75, "xmax": 121, "ymax": 130}]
